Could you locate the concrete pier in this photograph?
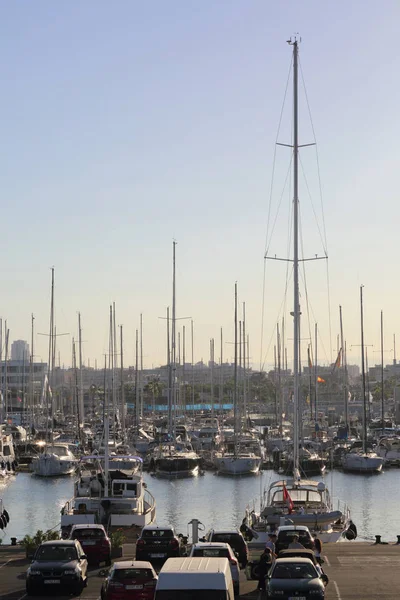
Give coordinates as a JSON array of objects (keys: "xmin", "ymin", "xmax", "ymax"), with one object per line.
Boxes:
[{"xmin": 0, "ymin": 542, "xmax": 399, "ymax": 599}]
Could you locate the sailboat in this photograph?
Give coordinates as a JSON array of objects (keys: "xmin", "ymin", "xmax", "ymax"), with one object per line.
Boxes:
[
  {"xmin": 152, "ymin": 242, "xmax": 201, "ymax": 478},
  {"xmin": 213, "ymin": 283, "xmax": 261, "ymax": 475},
  {"xmin": 31, "ymin": 269, "xmax": 78, "ymax": 477},
  {"xmin": 342, "ymin": 288, "xmax": 383, "ymax": 473},
  {"xmin": 242, "ymin": 38, "xmax": 352, "ymax": 543}
]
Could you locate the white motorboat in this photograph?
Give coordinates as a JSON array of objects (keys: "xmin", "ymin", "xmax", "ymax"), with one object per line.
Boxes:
[
  {"xmin": 60, "ymin": 453, "xmax": 156, "ymax": 538},
  {"xmin": 31, "ymin": 443, "xmax": 78, "ymax": 477}
]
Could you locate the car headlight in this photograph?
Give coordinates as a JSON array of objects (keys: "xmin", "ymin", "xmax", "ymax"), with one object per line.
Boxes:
[
  {"xmin": 29, "ymin": 570, "xmax": 41, "ymax": 576},
  {"xmin": 64, "ymin": 569, "xmax": 78, "ymax": 575},
  {"xmin": 309, "ymin": 590, "xmax": 324, "ymax": 597},
  {"xmin": 269, "ymin": 592, "xmax": 284, "ymax": 596}
]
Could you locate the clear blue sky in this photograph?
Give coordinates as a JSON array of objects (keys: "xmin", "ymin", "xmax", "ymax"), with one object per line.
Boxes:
[{"xmin": 1, "ymin": 1, "xmax": 399, "ymax": 370}]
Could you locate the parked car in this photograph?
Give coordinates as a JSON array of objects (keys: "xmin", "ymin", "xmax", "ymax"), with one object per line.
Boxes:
[
  {"xmin": 136, "ymin": 525, "xmax": 180, "ymax": 563},
  {"xmin": 189, "ymin": 542, "xmax": 240, "ymax": 596},
  {"xmin": 277, "ymin": 549, "xmax": 329, "ymax": 586},
  {"xmin": 275, "ymin": 525, "xmax": 315, "ymax": 553},
  {"xmin": 101, "ymin": 560, "xmax": 158, "ymax": 600},
  {"xmin": 69, "ymin": 523, "xmax": 112, "ymax": 566},
  {"xmin": 267, "ymin": 556, "xmax": 325, "ymax": 599},
  {"xmin": 26, "ymin": 539, "xmax": 88, "ymax": 596},
  {"xmin": 203, "ymin": 529, "xmax": 248, "ymax": 568}
]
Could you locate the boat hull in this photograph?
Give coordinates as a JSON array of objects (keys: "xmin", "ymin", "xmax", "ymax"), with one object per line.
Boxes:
[
  {"xmin": 214, "ymin": 455, "xmax": 261, "ymax": 475},
  {"xmin": 342, "ymin": 453, "xmax": 383, "ymax": 473}
]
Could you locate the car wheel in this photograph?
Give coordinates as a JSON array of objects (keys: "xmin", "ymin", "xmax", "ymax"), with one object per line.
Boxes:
[
  {"xmin": 71, "ymin": 578, "xmax": 84, "ymax": 596},
  {"xmin": 234, "ymin": 583, "xmax": 240, "ymax": 597},
  {"xmin": 250, "ymin": 562, "xmax": 260, "ymax": 579},
  {"xmin": 26, "ymin": 584, "xmax": 38, "ymax": 597}
]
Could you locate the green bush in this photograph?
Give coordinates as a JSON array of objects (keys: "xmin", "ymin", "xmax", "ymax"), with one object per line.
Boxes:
[
  {"xmin": 21, "ymin": 529, "xmax": 60, "ymax": 550},
  {"xmin": 110, "ymin": 529, "xmax": 126, "ymax": 549}
]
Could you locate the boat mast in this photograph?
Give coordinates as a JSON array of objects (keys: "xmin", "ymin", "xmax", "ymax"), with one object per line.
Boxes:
[
  {"xmin": 339, "ymin": 306, "xmax": 348, "ymax": 430},
  {"xmin": 243, "ymin": 303, "xmax": 247, "ymax": 422},
  {"xmin": 140, "ymin": 313, "xmax": 143, "ymax": 418},
  {"xmin": 290, "ymin": 38, "xmax": 300, "ymax": 480},
  {"xmin": 360, "ymin": 286, "xmax": 367, "ymax": 453},
  {"xmin": 314, "ymin": 323, "xmax": 318, "ymax": 425},
  {"xmin": 30, "ymin": 314, "xmax": 35, "ymax": 432},
  {"xmin": 46, "ymin": 268, "xmax": 54, "ymax": 445},
  {"xmin": 381, "ymin": 310, "xmax": 384, "ymax": 435},
  {"xmin": 233, "ymin": 282, "xmax": 238, "ymax": 448},
  {"xmin": 120, "ymin": 325, "xmax": 125, "ymax": 438},
  {"xmin": 78, "ymin": 312, "xmax": 84, "ymax": 431},
  {"xmin": 171, "ymin": 241, "xmax": 177, "ymax": 443},
  {"xmin": 219, "ymin": 327, "xmax": 223, "ymax": 415}
]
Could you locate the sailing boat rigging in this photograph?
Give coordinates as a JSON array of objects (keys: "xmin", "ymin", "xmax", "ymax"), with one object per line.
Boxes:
[
  {"xmin": 243, "ymin": 37, "xmax": 353, "ymax": 543},
  {"xmin": 213, "ymin": 283, "xmax": 261, "ymax": 475},
  {"xmin": 342, "ymin": 287, "xmax": 383, "ymax": 473}
]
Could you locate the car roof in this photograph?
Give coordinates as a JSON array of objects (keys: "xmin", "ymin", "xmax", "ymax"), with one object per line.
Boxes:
[
  {"xmin": 211, "ymin": 530, "xmax": 241, "ymax": 535},
  {"xmin": 142, "ymin": 525, "xmax": 174, "ymax": 531},
  {"xmin": 40, "ymin": 540, "xmax": 77, "ymax": 546},
  {"xmin": 192, "ymin": 542, "xmax": 231, "ymax": 549},
  {"xmin": 71, "ymin": 524, "xmax": 105, "ymax": 530},
  {"xmin": 274, "ymin": 557, "xmax": 315, "ymax": 564},
  {"xmin": 113, "ymin": 560, "xmax": 155, "ymax": 569}
]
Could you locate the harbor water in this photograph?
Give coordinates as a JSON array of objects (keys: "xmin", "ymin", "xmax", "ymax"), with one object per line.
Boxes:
[{"xmin": 1, "ymin": 468, "xmax": 399, "ymax": 544}]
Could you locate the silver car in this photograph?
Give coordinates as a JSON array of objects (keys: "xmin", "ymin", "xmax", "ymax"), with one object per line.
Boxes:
[{"xmin": 189, "ymin": 542, "xmax": 240, "ymax": 596}]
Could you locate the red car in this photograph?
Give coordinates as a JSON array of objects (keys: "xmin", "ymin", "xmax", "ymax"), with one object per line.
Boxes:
[
  {"xmin": 69, "ymin": 524, "xmax": 111, "ymax": 566},
  {"xmin": 101, "ymin": 560, "xmax": 158, "ymax": 600}
]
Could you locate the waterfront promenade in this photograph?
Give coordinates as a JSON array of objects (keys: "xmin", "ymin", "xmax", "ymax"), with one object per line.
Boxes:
[{"xmin": 0, "ymin": 542, "xmax": 398, "ymax": 599}]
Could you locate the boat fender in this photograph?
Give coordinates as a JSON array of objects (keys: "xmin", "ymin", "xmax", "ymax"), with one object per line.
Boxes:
[
  {"xmin": 0, "ymin": 518, "xmax": 3, "ymax": 530},
  {"xmin": 3, "ymin": 510, "xmax": 9, "ymax": 523},
  {"xmin": 347, "ymin": 521, "xmax": 357, "ymax": 539}
]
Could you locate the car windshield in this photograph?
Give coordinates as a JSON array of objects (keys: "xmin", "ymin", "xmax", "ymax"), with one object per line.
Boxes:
[
  {"xmin": 142, "ymin": 529, "xmax": 173, "ymax": 539},
  {"xmin": 272, "ymin": 563, "xmax": 318, "ymax": 579},
  {"xmin": 192, "ymin": 549, "xmax": 230, "ymax": 558},
  {"xmin": 35, "ymin": 545, "xmax": 78, "ymax": 562},
  {"xmin": 279, "ymin": 531, "xmax": 310, "ymax": 543},
  {"xmin": 112, "ymin": 568, "xmax": 153, "ymax": 581},
  {"xmin": 72, "ymin": 529, "xmax": 105, "ymax": 539}
]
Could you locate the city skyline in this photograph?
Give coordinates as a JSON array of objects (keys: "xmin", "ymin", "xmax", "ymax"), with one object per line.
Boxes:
[{"xmin": 0, "ymin": 2, "xmax": 399, "ymax": 370}]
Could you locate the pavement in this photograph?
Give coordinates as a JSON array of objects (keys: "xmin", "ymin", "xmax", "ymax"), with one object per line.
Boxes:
[{"xmin": 0, "ymin": 542, "xmax": 399, "ymax": 599}]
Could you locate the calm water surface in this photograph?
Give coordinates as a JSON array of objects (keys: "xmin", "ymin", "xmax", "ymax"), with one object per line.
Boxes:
[{"xmin": 1, "ymin": 469, "xmax": 399, "ymax": 544}]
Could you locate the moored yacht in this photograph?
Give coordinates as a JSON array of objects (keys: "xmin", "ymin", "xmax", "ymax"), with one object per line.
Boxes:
[
  {"xmin": 31, "ymin": 443, "xmax": 78, "ymax": 477},
  {"xmin": 61, "ymin": 451, "xmax": 156, "ymax": 538}
]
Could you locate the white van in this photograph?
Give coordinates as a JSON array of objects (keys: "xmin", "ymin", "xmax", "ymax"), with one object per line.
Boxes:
[{"xmin": 155, "ymin": 556, "xmax": 235, "ymax": 600}]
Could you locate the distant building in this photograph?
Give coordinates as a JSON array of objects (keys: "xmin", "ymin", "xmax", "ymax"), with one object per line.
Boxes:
[{"xmin": 11, "ymin": 340, "xmax": 30, "ymax": 362}]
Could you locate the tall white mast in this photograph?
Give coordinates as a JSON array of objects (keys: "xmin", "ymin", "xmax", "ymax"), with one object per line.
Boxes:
[
  {"xmin": 140, "ymin": 313, "xmax": 143, "ymax": 418},
  {"xmin": 171, "ymin": 241, "xmax": 177, "ymax": 443},
  {"xmin": 290, "ymin": 38, "xmax": 300, "ymax": 481}
]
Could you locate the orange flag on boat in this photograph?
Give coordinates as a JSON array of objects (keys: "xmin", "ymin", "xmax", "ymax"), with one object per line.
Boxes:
[{"xmin": 317, "ymin": 376, "xmax": 326, "ymax": 383}]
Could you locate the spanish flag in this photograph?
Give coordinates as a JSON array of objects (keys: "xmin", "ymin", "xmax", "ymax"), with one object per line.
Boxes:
[{"xmin": 317, "ymin": 376, "xmax": 326, "ymax": 384}]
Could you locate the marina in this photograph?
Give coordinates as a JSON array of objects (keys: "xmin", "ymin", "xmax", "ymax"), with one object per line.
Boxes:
[{"xmin": 1, "ymin": 4, "xmax": 400, "ymax": 600}]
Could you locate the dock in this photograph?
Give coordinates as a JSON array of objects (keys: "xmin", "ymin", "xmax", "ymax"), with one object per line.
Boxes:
[{"xmin": 0, "ymin": 542, "xmax": 399, "ymax": 599}]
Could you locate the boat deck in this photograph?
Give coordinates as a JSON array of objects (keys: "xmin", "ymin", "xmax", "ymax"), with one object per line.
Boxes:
[{"xmin": 0, "ymin": 542, "xmax": 399, "ymax": 599}]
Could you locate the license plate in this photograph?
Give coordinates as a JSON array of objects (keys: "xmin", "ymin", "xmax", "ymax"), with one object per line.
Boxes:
[
  {"xmin": 289, "ymin": 597, "xmax": 306, "ymax": 600},
  {"xmin": 83, "ymin": 540, "xmax": 95, "ymax": 545},
  {"xmin": 126, "ymin": 584, "xmax": 143, "ymax": 589},
  {"xmin": 44, "ymin": 579, "xmax": 60, "ymax": 584},
  {"xmin": 150, "ymin": 553, "xmax": 166, "ymax": 558}
]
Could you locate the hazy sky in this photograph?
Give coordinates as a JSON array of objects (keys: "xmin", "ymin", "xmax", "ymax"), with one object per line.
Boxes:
[{"xmin": 1, "ymin": 1, "xmax": 399, "ymax": 371}]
